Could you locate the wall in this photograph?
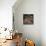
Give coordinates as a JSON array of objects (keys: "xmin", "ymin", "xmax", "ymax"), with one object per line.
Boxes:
[
  {"xmin": 13, "ymin": 0, "xmax": 41, "ymax": 46},
  {"xmin": 0, "ymin": 0, "xmax": 16, "ymax": 30},
  {"xmin": 41, "ymin": 0, "xmax": 46, "ymax": 46}
]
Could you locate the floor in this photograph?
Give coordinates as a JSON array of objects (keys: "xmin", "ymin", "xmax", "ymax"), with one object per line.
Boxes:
[
  {"xmin": 0, "ymin": 39, "xmax": 16, "ymax": 46},
  {"xmin": 0, "ymin": 39, "xmax": 23, "ymax": 46}
]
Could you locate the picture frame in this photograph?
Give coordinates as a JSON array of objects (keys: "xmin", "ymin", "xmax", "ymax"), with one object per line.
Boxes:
[{"xmin": 23, "ymin": 14, "xmax": 34, "ymax": 24}]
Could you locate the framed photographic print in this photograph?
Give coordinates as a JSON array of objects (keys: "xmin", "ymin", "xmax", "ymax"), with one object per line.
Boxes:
[{"xmin": 23, "ymin": 14, "xmax": 34, "ymax": 24}]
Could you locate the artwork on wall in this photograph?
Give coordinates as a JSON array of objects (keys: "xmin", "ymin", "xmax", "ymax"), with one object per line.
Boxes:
[{"xmin": 23, "ymin": 14, "xmax": 34, "ymax": 24}]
